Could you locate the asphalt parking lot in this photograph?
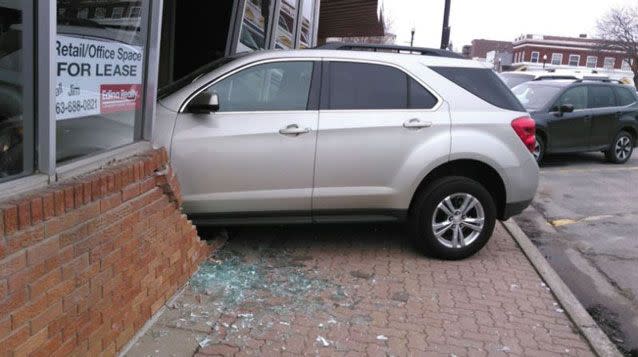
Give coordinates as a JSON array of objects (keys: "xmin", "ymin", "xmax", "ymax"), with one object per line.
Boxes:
[{"xmin": 515, "ymin": 151, "xmax": 638, "ymax": 356}]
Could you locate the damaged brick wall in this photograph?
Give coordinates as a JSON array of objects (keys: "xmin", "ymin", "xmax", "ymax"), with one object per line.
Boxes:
[{"xmin": 0, "ymin": 148, "xmax": 211, "ymax": 356}]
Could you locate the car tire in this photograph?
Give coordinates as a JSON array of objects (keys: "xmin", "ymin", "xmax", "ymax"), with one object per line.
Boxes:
[
  {"xmin": 534, "ymin": 134, "xmax": 545, "ymax": 164},
  {"xmin": 606, "ymin": 131, "xmax": 634, "ymax": 164},
  {"xmin": 409, "ymin": 176, "xmax": 496, "ymax": 260}
]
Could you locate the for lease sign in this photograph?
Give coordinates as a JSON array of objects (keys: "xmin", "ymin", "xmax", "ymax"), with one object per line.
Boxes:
[{"xmin": 55, "ymin": 35, "xmax": 144, "ymax": 120}]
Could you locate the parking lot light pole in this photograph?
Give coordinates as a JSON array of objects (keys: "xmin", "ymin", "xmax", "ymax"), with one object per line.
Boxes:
[
  {"xmin": 410, "ymin": 28, "xmax": 415, "ymax": 47},
  {"xmin": 440, "ymin": 0, "xmax": 451, "ymax": 50}
]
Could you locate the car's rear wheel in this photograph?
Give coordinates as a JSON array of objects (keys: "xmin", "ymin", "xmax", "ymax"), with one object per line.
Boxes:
[
  {"xmin": 606, "ymin": 131, "xmax": 634, "ymax": 164},
  {"xmin": 410, "ymin": 176, "xmax": 496, "ymax": 260}
]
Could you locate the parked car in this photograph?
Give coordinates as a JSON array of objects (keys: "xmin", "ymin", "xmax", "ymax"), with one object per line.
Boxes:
[
  {"xmin": 512, "ymin": 79, "xmax": 638, "ymax": 163},
  {"xmin": 154, "ymin": 43, "xmax": 539, "ymax": 260},
  {"xmin": 500, "ymin": 72, "xmax": 578, "ymax": 88}
]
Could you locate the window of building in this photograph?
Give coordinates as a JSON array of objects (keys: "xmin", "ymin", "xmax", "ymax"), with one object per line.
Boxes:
[
  {"xmin": 299, "ymin": 0, "xmax": 317, "ymax": 48},
  {"xmin": 0, "ymin": 3, "xmax": 34, "ymax": 181},
  {"xmin": 94, "ymin": 7, "xmax": 106, "ymax": 19},
  {"xmin": 128, "ymin": 6, "xmax": 141, "ymax": 18},
  {"xmin": 275, "ymin": 0, "xmax": 298, "ymax": 49},
  {"xmin": 586, "ymin": 56, "xmax": 597, "ymax": 68},
  {"xmin": 238, "ymin": 0, "xmax": 273, "ymax": 52},
  {"xmin": 588, "ymin": 86, "xmax": 616, "ymax": 108},
  {"xmin": 530, "ymin": 52, "xmax": 540, "ymax": 63},
  {"xmin": 568, "ymin": 54, "xmax": 580, "ymax": 66},
  {"xmin": 111, "ymin": 7, "xmax": 124, "ymax": 19},
  {"xmin": 621, "ymin": 58, "xmax": 632, "ymax": 71},
  {"xmin": 204, "ymin": 61, "xmax": 314, "ymax": 112},
  {"xmin": 551, "ymin": 53, "xmax": 563, "ymax": 65},
  {"xmin": 56, "ymin": 0, "xmax": 149, "ymax": 163},
  {"xmin": 328, "ymin": 62, "xmax": 408, "ymax": 110},
  {"xmin": 522, "ymin": 51, "xmax": 526, "ymax": 62},
  {"xmin": 614, "ymin": 86, "xmax": 637, "ymax": 106},
  {"xmin": 604, "ymin": 57, "xmax": 616, "ymax": 69}
]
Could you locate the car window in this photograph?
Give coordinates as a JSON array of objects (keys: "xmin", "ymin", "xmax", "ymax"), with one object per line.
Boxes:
[
  {"xmin": 512, "ymin": 83, "xmax": 562, "ymax": 111},
  {"xmin": 554, "ymin": 86, "xmax": 588, "ymax": 110},
  {"xmin": 205, "ymin": 61, "xmax": 313, "ymax": 112},
  {"xmin": 588, "ymin": 86, "xmax": 616, "ymax": 109},
  {"xmin": 328, "ymin": 62, "xmax": 407, "ymax": 110},
  {"xmin": 613, "ymin": 87, "xmax": 637, "ymax": 106},
  {"xmin": 432, "ymin": 67, "xmax": 525, "ymax": 111},
  {"xmin": 409, "ymin": 78, "xmax": 437, "ymax": 109},
  {"xmin": 499, "ymin": 73, "xmax": 534, "ymax": 88}
]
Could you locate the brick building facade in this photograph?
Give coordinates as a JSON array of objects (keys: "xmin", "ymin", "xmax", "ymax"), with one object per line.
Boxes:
[
  {"xmin": 467, "ymin": 39, "xmax": 513, "ymax": 59},
  {"xmin": 512, "ymin": 34, "xmax": 631, "ymax": 71}
]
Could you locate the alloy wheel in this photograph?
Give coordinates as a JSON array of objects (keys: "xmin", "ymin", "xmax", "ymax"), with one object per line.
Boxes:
[
  {"xmin": 431, "ymin": 193, "xmax": 485, "ymax": 249},
  {"xmin": 615, "ymin": 136, "xmax": 632, "ymax": 161},
  {"xmin": 533, "ymin": 138, "xmax": 541, "ymax": 161}
]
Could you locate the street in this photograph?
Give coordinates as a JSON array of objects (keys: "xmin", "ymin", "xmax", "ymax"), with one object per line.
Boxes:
[{"xmin": 515, "ymin": 151, "xmax": 638, "ymax": 356}]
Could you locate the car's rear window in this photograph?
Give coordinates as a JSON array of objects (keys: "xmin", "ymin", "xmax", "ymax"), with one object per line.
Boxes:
[{"xmin": 431, "ymin": 67, "xmax": 525, "ymax": 111}]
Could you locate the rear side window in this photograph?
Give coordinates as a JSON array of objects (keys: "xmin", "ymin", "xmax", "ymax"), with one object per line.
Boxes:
[
  {"xmin": 431, "ymin": 67, "xmax": 525, "ymax": 111},
  {"xmin": 554, "ymin": 86, "xmax": 588, "ymax": 110},
  {"xmin": 328, "ymin": 62, "xmax": 406, "ymax": 109},
  {"xmin": 326, "ymin": 62, "xmax": 438, "ymax": 110},
  {"xmin": 613, "ymin": 87, "xmax": 637, "ymax": 106},
  {"xmin": 588, "ymin": 86, "xmax": 616, "ymax": 108},
  {"xmin": 409, "ymin": 78, "xmax": 438, "ymax": 109}
]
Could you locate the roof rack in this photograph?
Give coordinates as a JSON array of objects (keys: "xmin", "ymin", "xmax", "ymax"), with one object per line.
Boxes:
[{"xmin": 315, "ymin": 42, "xmax": 465, "ymax": 59}]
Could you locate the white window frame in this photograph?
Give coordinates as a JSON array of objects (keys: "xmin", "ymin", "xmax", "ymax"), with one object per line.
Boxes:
[
  {"xmin": 621, "ymin": 58, "xmax": 632, "ymax": 71},
  {"xmin": 530, "ymin": 51, "xmax": 540, "ymax": 63},
  {"xmin": 604, "ymin": 57, "xmax": 616, "ymax": 69},
  {"xmin": 568, "ymin": 54, "xmax": 580, "ymax": 67},
  {"xmin": 586, "ymin": 56, "xmax": 597, "ymax": 68},
  {"xmin": 111, "ymin": 7, "xmax": 124, "ymax": 19},
  {"xmin": 551, "ymin": 53, "xmax": 563, "ymax": 65}
]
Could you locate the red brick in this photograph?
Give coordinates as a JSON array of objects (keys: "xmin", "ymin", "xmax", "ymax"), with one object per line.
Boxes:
[
  {"xmin": 0, "ymin": 288, "xmax": 26, "ymax": 317},
  {"xmin": 122, "ymin": 183, "xmax": 140, "ymax": 202},
  {"xmin": 30, "ymin": 301, "xmax": 62, "ymax": 334},
  {"xmin": 3, "ymin": 204, "xmax": 18, "ymax": 235},
  {"xmin": 10, "ymin": 294, "xmax": 49, "ymax": 330},
  {"xmin": 0, "ymin": 324, "xmax": 29, "ymax": 354},
  {"xmin": 13, "ymin": 325, "xmax": 47, "ymax": 356},
  {"xmin": 74, "ymin": 183, "xmax": 84, "ymax": 208},
  {"xmin": 100, "ymin": 175, "xmax": 108, "ymax": 196},
  {"xmin": 29, "ymin": 269, "xmax": 62, "ymax": 300},
  {"xmin": 83, "ymin": 182, "xmax": 92, "ymax": 204},
  {"xmin": 0, "ymin": 251, "xmax": 26, "ymax": 278},
  {"xmin": 61, "ymin": 253, "xmax": 89, "ymax": 280},
  {"xmin": 0, "ymin": 279, "xmax": 6, "ymax": 301},
  {"xmin": 140, "ymin": 177, "xmax": 156, "ymax": 194},
  {"xmin": 100, "ymin": 194, "xmax": 122, "ymax": 213},
  {"xmin": 5, "ymin": 225, "xmax": 45, "ymax": 257},
  {"xmin": 107, "ymin": 173, "xmax": 116, "ymax": 193},
  {"xmin": 17, "ymin": 199, "xmax": 31, "ymax": 230},
  {"xmin": 64, "ymin": 186, "xmax": 75, "ymax": 211},
  {"xmin": 41, "ymin": 193, "xmax": 55, "ymax": 221},
  {"xmin": 30, "ymin": 197, "xmax": 43, "ymax": 225},
  {"xmin": 53, "ymin": 189, "xmax": 65, "ymax": 216},
  {"xmin": 26, "ymin": 236, "xmax": 59, "ymax": 267}
]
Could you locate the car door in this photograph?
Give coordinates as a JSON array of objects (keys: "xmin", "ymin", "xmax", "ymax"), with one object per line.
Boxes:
[
  {"xmin": 588, "ymin": 85, "xmax": 619, "ymax": 148},
  {"xmin": 171, "ymin": 60, "xmax": 320, "ymax": 217},
  {"xmin": 547, "ymin": 85, "xmax": 590, "ymax": 152},
  {"xmin": 312, "ymin": 60, "xmax": 450, "ymax": 217}
]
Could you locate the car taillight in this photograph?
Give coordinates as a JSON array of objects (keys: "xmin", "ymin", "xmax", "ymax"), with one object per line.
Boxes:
[{"xmin": 511, "ymin": 117, "xmax": 536, "ymax": 153}]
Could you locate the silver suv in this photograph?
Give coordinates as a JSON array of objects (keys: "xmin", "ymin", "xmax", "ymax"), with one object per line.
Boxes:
[{"xmin": 154, "ymin": 43, "xmax": 539, "ymax": 260}]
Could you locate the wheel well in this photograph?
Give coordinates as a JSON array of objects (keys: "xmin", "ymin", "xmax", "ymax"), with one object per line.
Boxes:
[
  {"xmin": 409, "ymin": 160, "xmax": 507, "ymax": 220},
  {"xmin": 621, "ymin": 126, "xmax": 637, "ymax": 145}
]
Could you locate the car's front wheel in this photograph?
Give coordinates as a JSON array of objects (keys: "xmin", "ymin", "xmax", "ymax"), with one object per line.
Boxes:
[
  {"xmin": 410, "ymin": 176, "xmax": 496, "ymax": 260},
  {"xmin": 606, "ymin": 131, "xmax": 634, "ymax": 164}
]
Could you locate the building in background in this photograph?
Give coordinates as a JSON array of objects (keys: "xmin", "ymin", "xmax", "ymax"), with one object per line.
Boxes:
[
  {"xmin": 159, "ymin": 0, "xmax": 384, "ymax": 89},
  {"xmin": 465, "ymin": 39, "xmax": 513, "ymax": 61},
  {"xmin": 486, "ymin": 50, "xmax": 513, "ymax": 72}
]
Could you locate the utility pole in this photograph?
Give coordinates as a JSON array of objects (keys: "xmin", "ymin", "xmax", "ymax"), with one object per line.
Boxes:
[
  {"xmin": 410, "ymin": 28, "xmax": 415, "ymax": 47},
  {"xmin": 440, "ymin": 0, "xmax": 452, "ymax": 50}
]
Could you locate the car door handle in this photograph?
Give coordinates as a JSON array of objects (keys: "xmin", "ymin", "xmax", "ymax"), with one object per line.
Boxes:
[
  {"xmin": 279, "ymin": 124, "xmax": 310, "ymax": 135},
  {"xmin": 403, "ymin": 119, "xmax": 432, "ymax": 129}
]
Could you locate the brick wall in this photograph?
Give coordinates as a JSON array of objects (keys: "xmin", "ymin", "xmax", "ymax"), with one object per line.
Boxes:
[{"xmin": 0, "ymin": 148, "xmax": 212, "ymax": 356}]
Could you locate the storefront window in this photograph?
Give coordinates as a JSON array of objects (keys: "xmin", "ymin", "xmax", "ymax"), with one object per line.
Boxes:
[
  {"xmin": 0, "ymin": 2, "xmax": 31, "ymax": 180},
  {"xmin": 56, "ymin": 0, "xmax": 148, "ymax": 163},
  {"xmin": 238, "ymin": 0, "xmax": 273, "ymax": 52},
  {"xmin": 299, "ymin": 0, "xmax": 316, "ymax": 48},
  {"xmin": 275, "ymin": 0, "xmax": 298, "ymax": 49}
]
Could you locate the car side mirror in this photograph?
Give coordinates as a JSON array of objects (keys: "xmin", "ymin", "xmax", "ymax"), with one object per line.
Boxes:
[
  {"xmin": 559, "ymin": 104, "xmax": 574, "ymax": 113},
  {"xmin": 187, "ymin": 92, "xmax": 219, "ymax": 114}
]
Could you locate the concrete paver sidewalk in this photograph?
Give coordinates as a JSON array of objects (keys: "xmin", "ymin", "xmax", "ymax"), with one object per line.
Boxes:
[{"xmin": 126, "ymin": 223, "xmax": 594, "ymax": 356}]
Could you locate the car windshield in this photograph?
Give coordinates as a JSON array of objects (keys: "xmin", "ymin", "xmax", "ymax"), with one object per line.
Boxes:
[
  {"xmin": 158, "ymin": 54, "xmax": 246, "ymax": 99},
  {"xmin": 512, "ymin": 83, "xmax": 563, "ymax": 111},
  {"xmin": 500, "ymin": 73, "xmax": 534, "ymax": 88}
]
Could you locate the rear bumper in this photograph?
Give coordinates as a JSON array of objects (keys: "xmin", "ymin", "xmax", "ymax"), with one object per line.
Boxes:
[{"xmin": 500, "ymin": 199, "xmax": 532, "ymax": 220}]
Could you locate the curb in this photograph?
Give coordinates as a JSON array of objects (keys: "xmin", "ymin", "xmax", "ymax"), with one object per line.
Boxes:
[{"xmin": 501, "ymin": 219, "xmax": 622, "ymax": 357}]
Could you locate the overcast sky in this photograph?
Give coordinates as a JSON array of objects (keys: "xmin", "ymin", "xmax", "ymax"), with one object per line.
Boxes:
[{"xmin": 382, "ymin": 0, "xmax": 638, "ymax": 50}]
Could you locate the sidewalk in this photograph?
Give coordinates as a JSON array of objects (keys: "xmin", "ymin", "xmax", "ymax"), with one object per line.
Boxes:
[{"xmin": 125, "ymin": 223, "xmax": 595, "ymax": 356}]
